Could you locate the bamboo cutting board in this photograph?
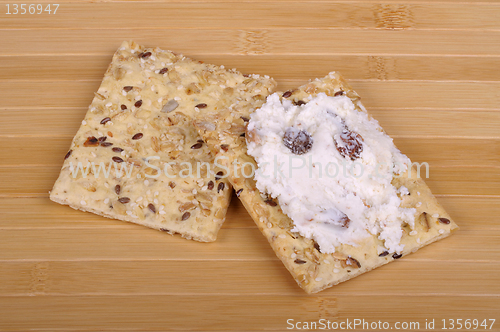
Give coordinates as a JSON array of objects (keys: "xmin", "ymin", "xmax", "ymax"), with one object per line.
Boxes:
[{"xmin": 1, "ymin": 1, "xmax": 500, "ymax": 331}]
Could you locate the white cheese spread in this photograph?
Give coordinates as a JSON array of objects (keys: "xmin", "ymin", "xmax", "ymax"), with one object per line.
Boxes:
[{"xmin": 246, "ymin": 93, "xmax": 415, "ymax": 254}]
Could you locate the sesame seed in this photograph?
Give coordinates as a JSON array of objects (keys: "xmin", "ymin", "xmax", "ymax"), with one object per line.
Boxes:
[
  {"xmin": 154, "ymin": 199, "xmax": 159, "ymax": 204},
  {"xmin": 278, "ymin": 234, "xmax": 286, "ymax": 239},
  {"xmin": 417, "ymin": 191, "xmax": 421, "ymax": 195},
  {"xmin": 291, "ymin": 253, "xmax": 297, "ymax": 259},
  {"xmin": 174, "ymin": 96, "xmax": 181, "ymax": 101},
  {"xmin": 144, "ymin": 180, "xmax": 149, "ymax": 186},
  {"xmin": 80, "ymin": 200, "xmax": 87, "ymax": 206},
  {"xmin": 333, "ymin": 269, "xmax": 340, "ymax": 273},
  {"xmin": 104, "ymin": 198, "xmax": 110, "ymax": 204},
  {"xmin": 154, "ymin": 191, "xmax": 159, "ymax": 196},
  {"xmin": 439, "ymin": 229, "xmax": 445, "ymax": 234},
  {"xmin": 432, "ymin": 213, "xmax": 439, "ymax": 218},
  {"xmin": 315, "ymin": 277, "xmax": 323, "ymax": 282},
  {"xmin": 416, "ymin": 238, "xmax": 421, "ymax": 244},
  {"xmin": 324, "ymin": 260, "xmax": 330, "ymax": 264},
  {"xmin": 159, "ymin": 211, "xmax": 166, "ymax": 215},
  {"xmin": 82, "ymin": 120, "xmax": 87, "ymax": 125},
  {"xmin": 416, "ymin": 202, "xmax": 422, "ymax": 207},
  {"xmin": 136, "ymin": 197, "xmax": 143, "ymax": 202},
  {"xmin": 267, "ymin": 222, "xmax": 273, "ymax": 228},
  {"xmin": 409, "ymin": 230, "xmax": 418, "ymax": 236},
  {"xmin": 105, "ymin": 102, "xmax": 112, "ymax": 107}
]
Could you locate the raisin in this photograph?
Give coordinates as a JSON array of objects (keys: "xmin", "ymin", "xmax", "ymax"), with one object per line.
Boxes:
[
  {"xmin": 283, "ymin": 127, "xmax": 313, "ymax": 155},
  {"xmin": 335, "ymin": 127, "xmax": 363, "ymax": 160}
]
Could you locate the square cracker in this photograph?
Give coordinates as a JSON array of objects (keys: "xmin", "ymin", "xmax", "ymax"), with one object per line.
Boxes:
[
  {"xmin": 50, "ymin": 41, "xmax": 276, "ymax": 242},
  {"xmin": 193, "ymin": 72, "xmax": 458, "ymax": 291}
]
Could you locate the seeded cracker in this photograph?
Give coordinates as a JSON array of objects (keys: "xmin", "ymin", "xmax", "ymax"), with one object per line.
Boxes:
[
  {"xmin": 193, "ymin": 72, "xmax": 458, "ymax": 292},
  {"xmin": 50, "ymin": 41, "xmax": 277, "ymax": 242}
]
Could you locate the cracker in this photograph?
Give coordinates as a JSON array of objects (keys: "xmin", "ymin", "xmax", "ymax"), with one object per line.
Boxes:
[
  {"xmin": 50, "ymin": 41, "xmax": 276, "ymax": 242},
  {"xmin": 193, "ymin": 72, "xmax": 458, "ymax": 292}
]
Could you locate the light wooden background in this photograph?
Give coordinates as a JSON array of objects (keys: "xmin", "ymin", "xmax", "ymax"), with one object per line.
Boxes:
[{"xmin": 1, "ymin": 0, "xmax": 499, "ymax": 331}]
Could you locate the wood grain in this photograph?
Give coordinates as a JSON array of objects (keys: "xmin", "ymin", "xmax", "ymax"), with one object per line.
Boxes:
[
  {"xmin": 3, "ymin": 54, "xmax": 500, "ymax": 82},
  {"xmin": 2, "ymin": 2, "xmax": 500, "ymax": 30},
  {"xmin": 1, "ymin": 1, "xmax": 499, "ymax": 330},
  {"xmin": 1, "ymin": 29, "xmax": 499, "ymax": 56},
  {"xmin": 2, "ymin": 80, "xmax": 500, "ymax": 110}
]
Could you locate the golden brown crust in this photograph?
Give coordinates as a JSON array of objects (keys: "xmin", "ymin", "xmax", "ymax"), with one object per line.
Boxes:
[
  {"xmin": 50, "ymin": 41, "xmax": 275, "ymax": 242},
  {"xmin": 194, "ymin": 72, "xmax": 458, "ymax": 292}
]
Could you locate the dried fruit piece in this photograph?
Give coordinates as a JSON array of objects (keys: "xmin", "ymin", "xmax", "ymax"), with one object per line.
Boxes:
[
  {"xmin": 181, "ymin": 212, "xmax": 191, "ymax": 221},
  {"xmin": 283, "ymin": 127, "xmax": 313, "ymax": 155},
  {"xmin": 100, "ymin": 117, "xmax": 111, "ymax": 125},
  {"xmin": 438, "ymin": 217, "xmax": 451, "ymax": 224},
  {"xmin": 168, "ymin": 181, "xmax": 176, "ymax": 189},
  {"xmin": 83, "ymin": 136, "xmax": 99, "ymax": 147},
  {"xmin": 161, "ymin": 100, "xmax": 179, "ymax": 113},
  {"xmin": 118, "ymin": 197, "xmax": 130, "ymax": 204},
  {"xmin": 334, "ymin": 127, "xmax": 363, "ymax": 160},
  {"xmin": 64, "ymin": 150, "xmax": 72, "ymax": 160}
]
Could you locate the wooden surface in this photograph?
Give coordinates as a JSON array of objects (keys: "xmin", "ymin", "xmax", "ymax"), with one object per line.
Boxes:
[{"xmin": 1, "ymin": 1, "xmax": 499, "ymax": 331}]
